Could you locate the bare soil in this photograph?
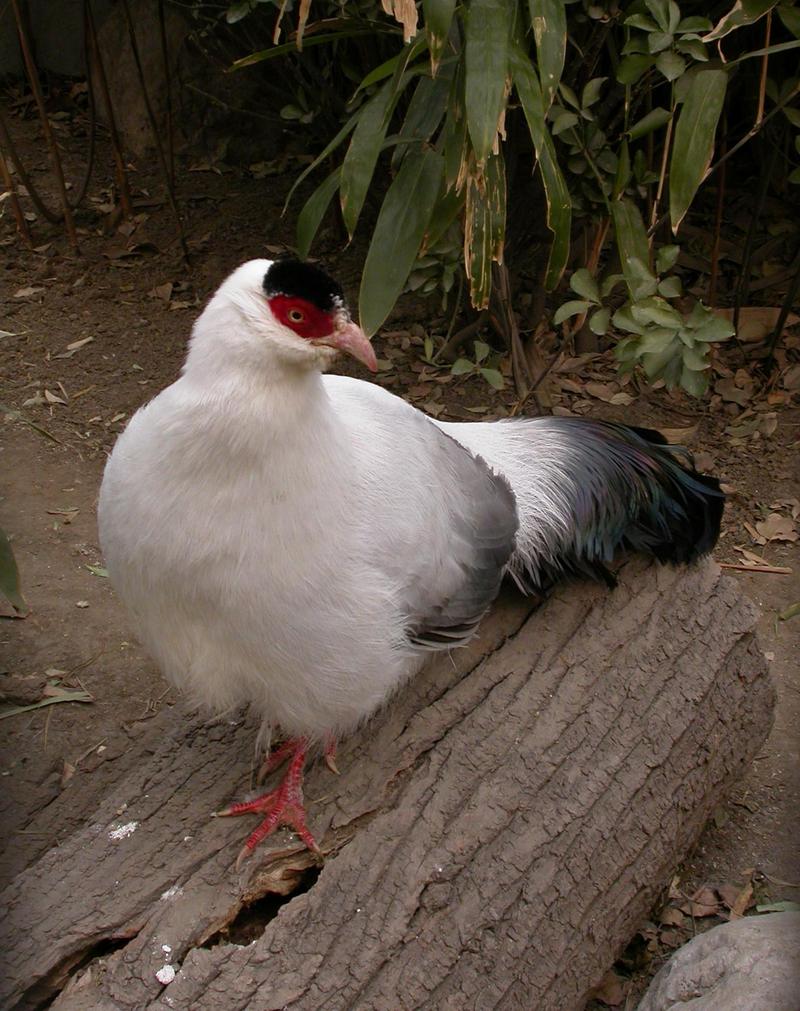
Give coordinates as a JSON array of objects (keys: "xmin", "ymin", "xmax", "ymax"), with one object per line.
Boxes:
[{"xmin": 1, "ymin": 91, "xmax": 798, "ymax": 1005}]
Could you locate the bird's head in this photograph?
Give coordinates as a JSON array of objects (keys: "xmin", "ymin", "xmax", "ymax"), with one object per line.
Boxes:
[{"xmin": 191, "ymin": 258, "xmax": 377, "ymax": 376}]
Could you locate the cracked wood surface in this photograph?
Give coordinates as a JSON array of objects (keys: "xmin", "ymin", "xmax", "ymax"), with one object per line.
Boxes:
[{"xmin": 0, "ymin": 560, "xmax": 773, "ymax": 1010}]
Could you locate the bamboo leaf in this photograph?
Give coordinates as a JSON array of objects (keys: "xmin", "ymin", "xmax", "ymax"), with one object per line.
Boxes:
[
  {"xmin": 464, "ymin": 150, "xmax": 507, "ymax": 308},
  {"xmin": 529, "ymin": 0, "xmax": 567, "ymax": 109},
  {"xmin": 296, "ymin": 169, "xmax": 341, "ymax": 258},
  {"xmin": 511, "ymin": 46, "xmax": 571, "ymax": 288},
  {"xmin": 423, "ymin": 0, "xmax": 456, "ymax": 73},
  {"xmin": 233, "ymin": 28, "xmax": 389, "ymax": 70},
  {"xmin": 611, "ymin": 198, "xmax": 652, "ymax": 292},
  {"xmin": 703, "ymin": 0, "xmax": 779, "ymax": 43},
  {"xmin": 669, "ymin": 68, "xmax": 727, "ymax": 233},
  {"xmin": 284, "ymin": 110, "xmax": 360, "ymax": 211},
  {"xmin": 392, "ymin": 67, "xmax": 453, "ymax": 170},
  {"xmin": 628, "ymin": 106, "xmax": 672, "ymax": 140},
  {"xmin": 340, "ymin": 81, "xmax": 396, "ymax": 237},
  {"xmin": 359, "ymin": 149, "xmax": 444, "ymax": 336},
  {"xmin": 465, "ymin": 0, "xmax": 510, "ymax": 165}
]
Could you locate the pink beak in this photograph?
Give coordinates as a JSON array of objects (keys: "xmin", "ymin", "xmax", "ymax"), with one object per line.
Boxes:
[{"xmin": 327, "ymin": 319, "xmax": 377, "ymax": 373}]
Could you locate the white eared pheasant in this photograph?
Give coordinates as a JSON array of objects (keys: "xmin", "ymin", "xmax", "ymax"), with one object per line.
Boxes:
[{"xmin": 98, "ymin": 257, "xmax": 723, "ymax": 863}]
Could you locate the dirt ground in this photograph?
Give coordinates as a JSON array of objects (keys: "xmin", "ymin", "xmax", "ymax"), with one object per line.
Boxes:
[{"xmin": 1, "ymin": 93, "xmax": 799, "ymax": 1004}]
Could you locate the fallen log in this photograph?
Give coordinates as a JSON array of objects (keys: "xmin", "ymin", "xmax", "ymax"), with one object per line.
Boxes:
[{"xmin": 0, "ymin": 560, "xmax": 772, "ymax": 1010}]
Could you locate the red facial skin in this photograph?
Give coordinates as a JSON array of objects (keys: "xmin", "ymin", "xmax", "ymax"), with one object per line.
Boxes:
[{"xmin": 268, "ymin": 294, "xmax": 337, "ymax": 340}]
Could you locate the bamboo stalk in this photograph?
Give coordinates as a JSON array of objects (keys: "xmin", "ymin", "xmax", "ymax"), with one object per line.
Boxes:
[
  {"xmin": 85, "ymin": 0, "xmax": 133, "ymax": 217},
  {"xmin": 0, "ymin": 145, "xmax": 33, "ymax": 246},
  {"xmin": 11, "ymin": 0, "xmax": 78, "ymax": 248},
  {"xmin": 119, "ymin": 0, "xmax": 188, "ymax": 259}
]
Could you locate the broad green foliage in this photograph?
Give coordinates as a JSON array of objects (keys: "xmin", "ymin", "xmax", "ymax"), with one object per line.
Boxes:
[{"xmin": 227, "ymin": 0, "xmax": 800, "ymax": 392}]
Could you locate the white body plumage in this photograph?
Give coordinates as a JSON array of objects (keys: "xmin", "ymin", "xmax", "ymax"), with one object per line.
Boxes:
[{"xmin": 99, "ymin": 259, "xmax": 721, "ymax": 747}]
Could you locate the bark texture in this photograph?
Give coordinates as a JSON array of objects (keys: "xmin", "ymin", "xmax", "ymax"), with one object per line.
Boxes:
[{"xmin": 0, "ymin": 560, "xmax": 773, "ymax": 1010}]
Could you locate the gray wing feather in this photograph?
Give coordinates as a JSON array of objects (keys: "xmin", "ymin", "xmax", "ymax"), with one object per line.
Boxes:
[{"xmin": 403, "ymin": 425, "xmax": 518, "ymax": 651}]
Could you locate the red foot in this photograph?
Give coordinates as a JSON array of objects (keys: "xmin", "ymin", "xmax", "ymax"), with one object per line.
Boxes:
[{"xmin": 214, "ymin": 738, "xmax": 321, "ymax": 867}]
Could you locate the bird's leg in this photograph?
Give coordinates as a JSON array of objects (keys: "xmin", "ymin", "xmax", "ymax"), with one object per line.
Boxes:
[
  {"xmin": 214, "ymin": 738, "xmax": 321, "ymax": 867},
  {"xmin": 256, "ymin": 735, "xmax": 302, "ymax": 784}
]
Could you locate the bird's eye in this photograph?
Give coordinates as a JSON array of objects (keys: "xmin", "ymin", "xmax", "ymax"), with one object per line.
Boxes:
[{"xmin": 288, "ymin": 308, "xmax": 305, "ymax": 323}]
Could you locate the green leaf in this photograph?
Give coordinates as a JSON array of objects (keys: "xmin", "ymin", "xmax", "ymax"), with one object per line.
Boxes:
[
  {"xmin": 656, "ymin": 50, "xmax": 686, "ymax": 81},
  {"xmin": 452, "ymin": 357, "xmax": 475, "ymax": 375},
  {"xmin": 642, "ymin": 339, "xmax": 681, "ymax": 378},
  {"xmin": 669, "ymin": 68, "xmax": 728, "ymax": 232},
  {"xmin": 613, "ymin": 139, "xmax": 631, "ymax": 199},
  {"xmin": 558, "ymin": 82, "xmax": 580, "ymax": 109},
  {"xmin": 682, "ymin": 345, "xmax": 709, "ymax": 370},
  {"xmin": 511, "ymin": 46, "xmax": 572, "ymax": 288},
  {"xmin": 656, "ymin": 243, "xmax": 681, "ymax": 273},
  {"xmin": 554, "ymin": 299, "xmax": 591, "ymax": 324},
  {"xmin": 601, "ymin": 272, "xmax": 626, "ymax": 297},
  {"xmin": 632, "ymin": 296, "xmax": 683, "ymax": 328},
  {"xmin": 680, "ymin": 365, "xmax": 708, "ymax": 395},
  {"xmin": 611, "ymin": 198, "xmax": 652, "ymax": 293},
  {"xmin": 570, "ymin": 268, "xmax": 600, "ymax": 302},
  {"xmin": 658, "ymin": 275, "xmax": 682, "ymax": 297},
  {"xmin": 424, "ymin": 0, "xmax": 457, "ymax": 73},
  {"xmin": 529, "ymin": 0, "xmax": 567, "ymax": 109},
  {"xmin": 629, "ymin": 107, "xmax": 672, "ymax": 139},
  {"xmin": 552, "ymin": 110, "xmax": 579, "ymax": 135},
  {"xmin": 778, "ymin": 3, "xmax": 800, "ymax": 39},
  {"xmin": 703, "ymin": 0, "xmax": 779, "ymax": 43},
  {"xmin": 85, "ymin": 564, "xmax": 109, "ymax": 578},
  {"xmin": 233, "ymin": 28, "xmax": 389, "ymax": 70},
  {"xmin": 646, "ymin": 0, "xmax": 671, "ymax": 32},
  {"xmin": 612, "ymin": 305, "xmax": 646, "ymax": 334},
  {"xmin": 296, "ymin": 168, "xmax": 341, "ymax": 258},
  {"xmin": 589, "ymin": 306, "xmax": 611, "ymax": 335},
  {"xmin": 465, "ymin": 150, "xmax": 506, "ymax": 308},
  {"xmin": 581, "ymin": 77, "xmax": 607, "ymax": 109},
  {"xmin": 284, "ymin": 110, "xmax": 360, "ymax": 211},
  {"xmin": 676, "ymin": 16, "xmax": 713, "ymax": 32},
  {"xmin": 465, "ymin": 0, "xmax": 510, "ymax": 165},
  {"xmin": 617, "ymin": 54, "xmax": 654, "ymax": 85},
  {"xmin": 0, "ymin": 527, "xmax": 25, "ymax": 614},
  {"xmin": 226, "ymin": 1, "xmax": 254, "ymax": 25},
  {"xmin": 422, "ymin": 184, "xmax": 464, "ymax": 250},
  {"xmin": 677, "ymin": 38, "xmax": 709, "ymax": 61},
  {"xmin": 474, "ymin": 340, "xmax": 491, "ymax": 363},
  {"xmin": 692, "ymin": 316, "xmax": 736, "ymax": 342},
  {"xmin": 341, "ymin": 82, "xmax": 398, "ymax": 237},
  {"xmin": 625, "ymin": 13, "xmax": 659, "ymax": 31},
  {"xmin": 648, "ymin": 31, "xmax": 675, "ymax": 54},
  {"xmin": 480, "ymin": 367, "xmax": 505, "ymax": 389},
  {"xmin": 392, "ymin": 69, "xmax": 453, "ymax": 170},
  {"xmin": 359, "ymin": 149, "xmax": 444, "ymax": 336}
]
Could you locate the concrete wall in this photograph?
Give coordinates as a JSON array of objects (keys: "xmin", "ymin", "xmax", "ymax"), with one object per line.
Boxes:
[{"xmin": 1, "ymin": 0, "xmax": 113, "ymax": 77}]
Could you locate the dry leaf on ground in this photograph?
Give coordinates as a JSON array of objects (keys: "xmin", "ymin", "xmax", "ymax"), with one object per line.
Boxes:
[
  {"xmin": 755, "ymin": 513, "xmax": 798, "ymax": 543},
  {"xmin": 715, "ymin": 307, "xmax": 800, "ymax": 342}
]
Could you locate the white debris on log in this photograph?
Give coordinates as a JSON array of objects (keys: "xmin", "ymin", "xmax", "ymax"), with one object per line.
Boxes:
[
  {"xmin": 155, "ymin": 965, "xmax": 176, "ymax": 986},
  {"xmin": 107, "ymin": 821, "xmax": 138, "ymax": 841}
]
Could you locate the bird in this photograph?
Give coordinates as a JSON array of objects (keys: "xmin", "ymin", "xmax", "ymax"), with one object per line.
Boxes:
[{"xmin": 98, "ymin": 257, "xmax": 724, "ymax": 865}]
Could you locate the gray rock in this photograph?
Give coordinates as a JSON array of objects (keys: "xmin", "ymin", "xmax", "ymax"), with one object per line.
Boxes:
[{"xmin": 637, "ymin": 911, "xmax": 800, "ymax": 1010}]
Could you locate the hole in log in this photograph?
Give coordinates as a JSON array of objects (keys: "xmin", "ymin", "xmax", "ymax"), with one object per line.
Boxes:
[
  {"xmin": 23, "ymin": 934, "xmax": 133, "ymax": 1010},
  {"xmin": 200, "ymin": 865, "xmax": 321, "ymax": 948}
]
